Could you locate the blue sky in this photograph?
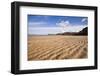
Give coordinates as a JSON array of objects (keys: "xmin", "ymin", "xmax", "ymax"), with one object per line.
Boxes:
[{"xmin": 28, "ymin": 15, "xmax": 88, "ymax": 35}]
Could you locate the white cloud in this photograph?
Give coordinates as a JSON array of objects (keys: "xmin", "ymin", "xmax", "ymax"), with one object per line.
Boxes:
[
  {"xmin": 28, "ymin": 21, "xmax": 47, "ymax": 27},
  {"xmin": 28, "ymin": 25, "xmax": 87, "ymax": 35},
  {"xmin": 81, "ymin": 18, "xmax": 87, "ymax": 22},
  {"xmin": 29, "ymin": 27, "xmax": 62, "ymax": 35},
  {"xmin": 56, "ymin": 20, "xmax": 71, "ymax": 32},
  {"xmin": 56, "ymin": 20, "xmax": 70, "ymax": 27},
  {"xmin": 28, "ymin": 20, "xmax": 87, "ymax": 35}
]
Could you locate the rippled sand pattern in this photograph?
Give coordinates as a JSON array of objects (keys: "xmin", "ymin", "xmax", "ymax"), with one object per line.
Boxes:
[{"xmin": 28, "ymin": 36, "xmax": 88, "ymax": 61}]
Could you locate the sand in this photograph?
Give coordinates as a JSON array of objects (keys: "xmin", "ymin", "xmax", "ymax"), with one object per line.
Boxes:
[{"xmin": 28, "ymin": 35, "xmax": 88, "ymax": 61}]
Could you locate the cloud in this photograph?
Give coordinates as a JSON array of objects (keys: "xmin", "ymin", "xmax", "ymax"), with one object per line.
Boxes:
[
  {"xmin": 28, "ymin": 27, "xmax": 62, "ymax": 35},
  {"xmin": 81, "ymin": 18, "xmax": 87, "ymax": 22},
  {"xmin": 56, "ymin": 20, "xmax": 71, "ymax": 32},
  {"xmin": 56, "ymin": 20, "xmax": 70, "ymax": 27},
  {"xmin": 28, "ymin": 21, "xmax": 47, "ymax": 27},
  {"xmin": 28, "ymin": 26, "xmax": 87, "ymax": 35}
]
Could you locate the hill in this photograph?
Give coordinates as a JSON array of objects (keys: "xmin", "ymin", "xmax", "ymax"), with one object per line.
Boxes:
[{"xmin": 57, "ymin": 27, "xmax": 88, "ymax": 35}]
